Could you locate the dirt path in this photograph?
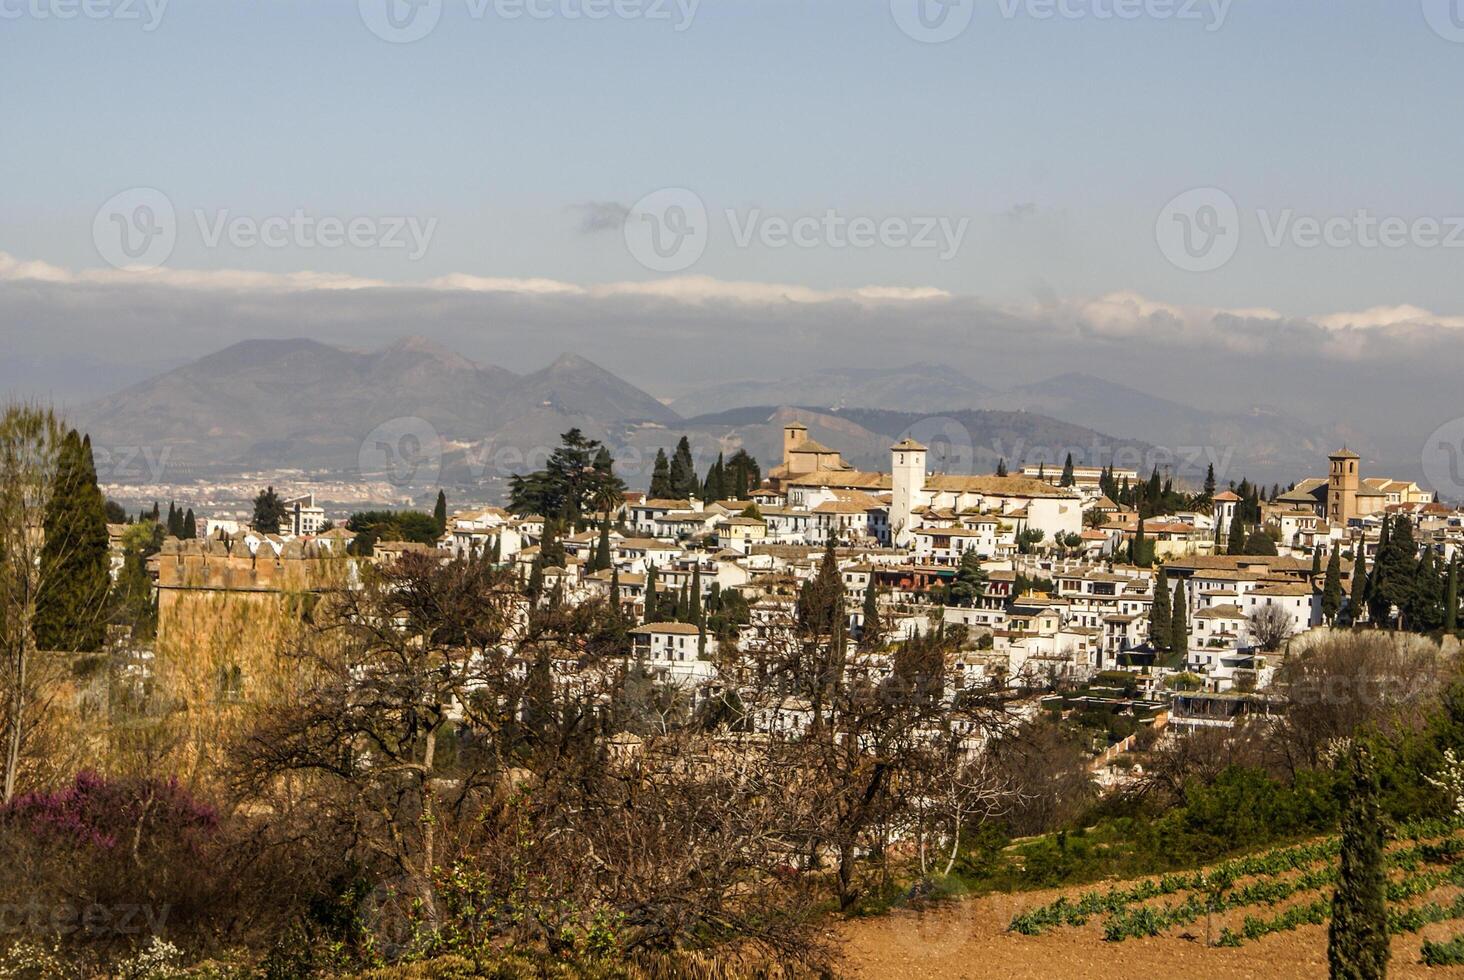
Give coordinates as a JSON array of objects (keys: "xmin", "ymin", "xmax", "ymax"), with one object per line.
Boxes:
[{"xmin": 837, "ymin": 887, "xmax": 1464, "ymax": 978}]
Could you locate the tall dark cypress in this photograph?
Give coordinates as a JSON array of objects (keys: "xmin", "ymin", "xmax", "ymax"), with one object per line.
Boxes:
[
  {"xmin": 1349, "ymin": 555, "xmax": 1368, "ymax": 626},
  {"xmin": 1059, "ymin": 453, "xmax": 1075, "ymax": 487},
  {"xmin": 593, "ymin": 516, "xmax": 612, "ymax": 572},
  {"xmin": 1328, "ymin": 746, "xmax": 1389, "ymax": 980},
  {"xmin": 1446, "ymin": 558, "xmax": 1459, "ymax": 636},
  {"xmin": 1149, "ymin": 565, "xmax": 1171, "ymax": 650},
  {"xmin": 1169, "ymin": 577, "xmax": 1188, "ymax": 657},
  {"xmin": 861, "ymin": 573, "xmax": 881, "ymax": 649},
  {"xmin": 35, "ymin": 431, "xmax": 110, "ymax": 652},
  {"xmin": 182, "ymin": 508, "xmax": 197, "ymax": 539},
  {"xmin": 1226, "ymin": 513, "xmax": 1247, "ymax": 556},
  {"xmin": 649, "ymin": 449, "xmax": 672, "ymax": 499},
  {"xmin": 1322, "ymin": 548, "xmax": 1343, "ymax": 624},
  {"xmin": 433, "ymin": 490, "xmax": 448, "ymax": 534}
]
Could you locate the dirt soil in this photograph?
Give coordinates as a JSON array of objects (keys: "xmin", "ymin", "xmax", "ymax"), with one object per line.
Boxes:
[{"xmin": 836, "ymin": 885, "xmax": 1464, "ymax": 978}]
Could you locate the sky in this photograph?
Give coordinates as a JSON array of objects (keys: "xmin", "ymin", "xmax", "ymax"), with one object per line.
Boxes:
[{"xmin": 3, "ymin": 0, "xmax": 1464, "ymax": 481}]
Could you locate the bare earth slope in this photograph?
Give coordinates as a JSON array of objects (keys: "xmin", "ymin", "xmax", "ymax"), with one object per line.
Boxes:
[{"xmin": 838, "ymin": 886, "xmax": 1464, "ymax": 979}]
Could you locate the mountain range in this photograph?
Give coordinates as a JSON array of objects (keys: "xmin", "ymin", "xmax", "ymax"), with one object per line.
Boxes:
[{"xmin": 74, "ymin": 337, "xmax": 1335, "ymax": 499}]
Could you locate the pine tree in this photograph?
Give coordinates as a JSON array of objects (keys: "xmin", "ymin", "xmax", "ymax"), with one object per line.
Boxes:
[
  {"xmin": 593, "ymin": 516, "xmax": 611, "ymax": 572},
  {"xmin": 182, "ymin": 508, "xmax": 196, "ymax": 539},
  {"xmin": 649, "ymin": 449, "xmax": 671, "ymax": 499},
  {"xmin": 1059, "ymin": 453, "xmax": 1075, "ymax": 487},
  {"xmin": 1328, "ymin": 746, "xmax": 1390, "ymax": 980},
  {"xmin": 433, "ymin": 490, "xmax": 448, "ymax": 534},
  {"xmin": 34, "ymin": 430, "xmax": 110, "ymax": 652},
  {"xmin": 1169, "ymin": 577, "xmax": 1188, "ymax": 658},
  {"xmin": 1149, "ymin": 565, "xmax": 1171, "ymax": 650},
  {"xmin": 1322, "ymin": 549, "xmax": 1343, "ymax": 624},
  {"xmin": 252, "ymin": 486, "xmax": 286, "ymax": 534}
]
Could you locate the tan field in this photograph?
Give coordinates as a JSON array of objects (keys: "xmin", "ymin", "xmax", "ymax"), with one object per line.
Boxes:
[{"xmin": 838, "ymin": 884, "xmax": 1464, "ymax": 979}]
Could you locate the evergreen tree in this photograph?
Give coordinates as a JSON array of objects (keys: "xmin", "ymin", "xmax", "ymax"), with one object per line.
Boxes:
[
  {"xmin": 1328, "ymin": 746, "xmax": 1390, "ymax": 980},
  {"xmin": 1322, "ymin": 548, "xmax": 1343, "ymax": 624},
  {"xmin": 1446, "ymin": 559, "xmax": 1459, "ymax": 636},
  {"xmin": 669, "ymin": 437, "xmax": 697, "ymax": 498},
  {"xmin": 593, "ymin": 516, "xmax": 612, "ymax": 572},
  {"xmin": 1149, "ymin": 565, "xmax": 1171, "ymax": 650},
  {"xmin": 252, "ymin": 486, "xmax": 287, "ymax": 534},
  {"xmin": 608, "ymin": 564, "xmax": 622, "ymax": 621},
  {"xmin": 490, "ymin": 533, "xmax": 502, "ymax": 565},
  {"xmin": 649, "ymin": 449, "xmax": 672, "ymax": 498},
  {"xmin": 703, "ymin": 452, "xmax": 727, "ymax": 502},
  {"xmin": 726, "ymin": 449, "xmax": 761, "ymax": 498},
  {"xmin": 1227, "ymin": 516, "xmax": 1247, "ymax": 555},
  {"xmin": 860, "ymin": 572, "xmax": 882, "ymax": 649},
  {"xmin": 34, "ymin": 430, "xmax": 110, "ymax": 652},
  {"xmin": 526, "ymin": 556, "xmax": 544, "ymax": 602},
  {"xmin": 644, "ymin": 563, "xmax": 658, "ymax": 624},
  {"xmin": 539, "ymin": 520, "xmax": 565, "ymax": 569},
  {"xmin": 166, "ymin": 501, "xmax": 181, "ymax": 537},
  {"xmin": 433, "ymin": 490, "xmax": 448, "ymax": 534},
  {"xmin": 1312, "ymin": 549, "xmax": 1322, "ymax": 575},
  {"xmin": 1371, "ymin": 515, "xmax": 1417, "ymax": 628},
  {"xmin": 182, "ymin": 508, "xmax": 196, "ymax": 539},
  {"xmin": 1059, "ymin": 453, "xmax": 1076, "ymax": 487},
  {"xmin": 1244, "ymin": 529, "xmax": 1278, "ymax": 557},
  {"xmin": 1037, "ymin": 461, "xmax": 1046, "ymax": 481},
  {"xmin": 995, "ymin": 458, "xmax": 1008, "ymax": 478},
  {"xmin": 1202, "ymin": 463, "xmax": 1216, "ymax": 504},
  {"xmin": 1132, "ymin": 517, "xmax": 1149, "ymax": 567},
  {"xmin": 1169, "ymin": 577, "xmax": 1188, "ymax": 657},
  {"xmin": 688, "ymin": 563, "xmax": 702, "ymax": 626},
  {"xmin": 1349, "ymin": 556, "xmax": 1368, "ymax": 626}
]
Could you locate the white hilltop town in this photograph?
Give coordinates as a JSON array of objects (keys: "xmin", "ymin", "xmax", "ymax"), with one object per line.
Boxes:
[{"xmin": 139, "ymin": 419, "xmax": 1456, "ymax": 770}]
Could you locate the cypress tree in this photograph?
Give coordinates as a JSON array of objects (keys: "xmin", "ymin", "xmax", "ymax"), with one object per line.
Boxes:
[
  {"xmin": 689, "ymin": 563, "xmax": 702, "ymax": 626},
  {"xmin": 182, "ymin": 508, "xmax": 196, "ymax": 539},
  {"xmin": 1227, "ymin": 514, "xmax": 1247, "ymax": 556},
  {"xmin": 649, "ymin": 449, "xmax": 671, "ymax": 499},
  {"xmin": 1149, "ymin": 565, "xmax": 1171, "ymax": 650},
  {"xmin": 490, "ymin": 533, "xmax": 502, "ymax": 565},
  {"xmin": 1349, "ymin": 556, "xmax": 1368, "ymax": 626},
  {"xmin": 669, "ymin": 437, "xmax": 697, "ymax": 498},
  {"xmin": 35, "ymin": 430, "xmax": 110, "ymax": 652},
  {"xmin": 995, "ymin": 458, "xmax": 1008, "ymax": 478},
  {"xmin": 644, "ymin": 562, "xmax": 658, "ymax": 624},
  {"xmin": 1169, "ymin": 577, "xmax": 1188, "ymax": 658},
  {"xmin": 1132, "ymin": 517, "xmax": 1149, "ymax": 567},
  {"xmin": 1059, "ymin": 453, "xmax": 1075, "ymax": 487},
  {"xmin": 1202, "ymin": 463, "xmax": 1216, "ymax": 503},
  {"xmin": 526, "ymin": 556, "xmax": 544, "ymax": 602},
  {"xmin": 861, "ymin": 572, "xmax": 881, "ymax": 649},
  {"xmin": 1312, "ymin": 549, "xmax": 1322, "ymax": 575},
  {"xmin": 433, "ymin": 490, "xmax": 448, "ymax": 534},
  {"xmin": 593, "ymin": 516, "xmax": 611, "ymax": 572},
  {"xmin": 1322, "ymin": 548, "xmax": 1343, "ymax": 624},
  {"xmin": 609, "ymin": 564, "xmax": 622, "ymax": 621},
  {"xmin": 1446, "ymin": 559, "xmax": 1459, "ymax": 636},
  {"xmin": 1328, "ymin": 746, "xmax": 1390, "ymax": 980}
]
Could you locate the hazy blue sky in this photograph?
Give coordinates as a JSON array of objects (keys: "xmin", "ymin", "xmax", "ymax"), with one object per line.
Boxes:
[{"xmin": 5, "ymin": 0, "xmax": 1464, "ymax": 315}]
